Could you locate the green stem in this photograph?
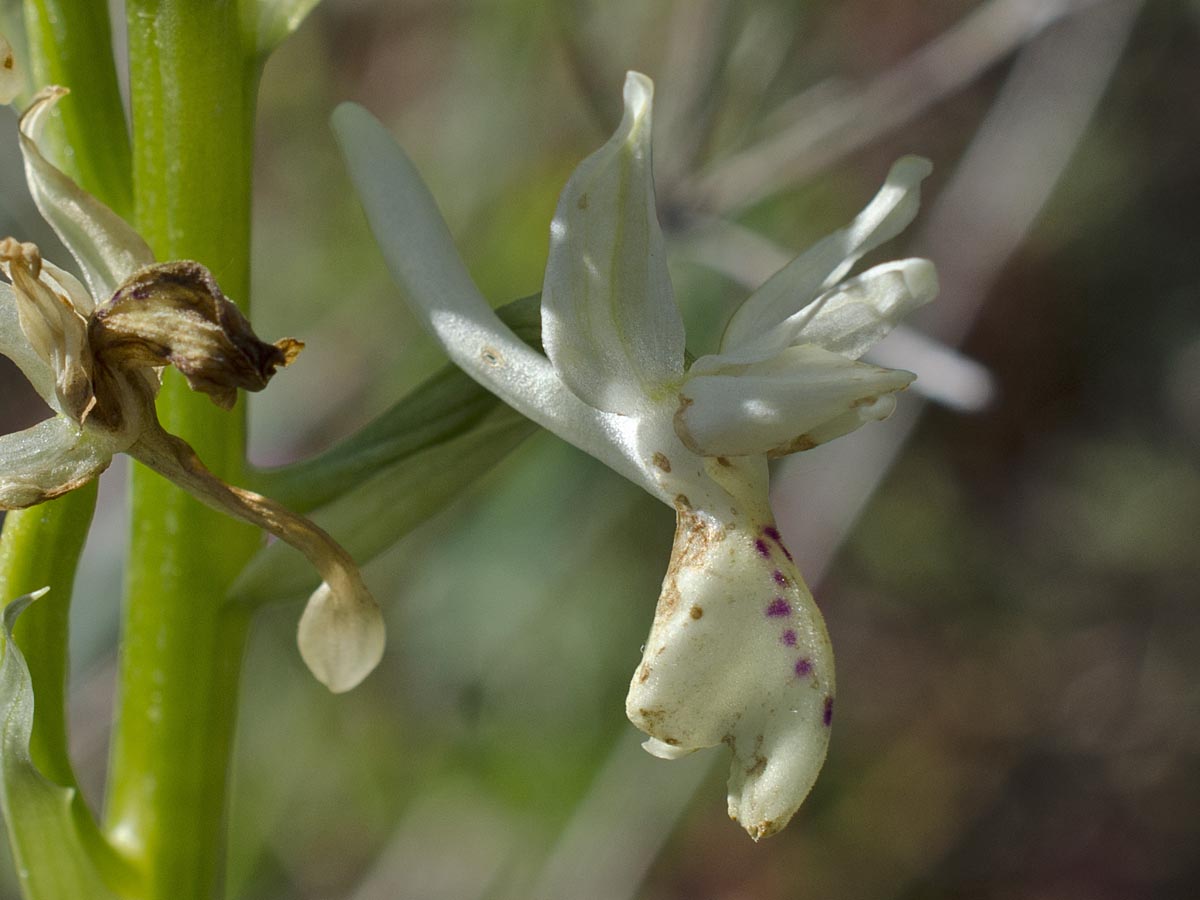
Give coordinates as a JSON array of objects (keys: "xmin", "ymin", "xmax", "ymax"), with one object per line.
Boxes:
[
  {"xmin": 0, "ymin": 485, "xmax": 96, "ymax": 789},
  {"xmin": 1, "ymin": 0, "xmax": 127, "ymax": 801},
  {"xmin": 103, "ymin": 3, "xmax": 260, "ymax": 896}
]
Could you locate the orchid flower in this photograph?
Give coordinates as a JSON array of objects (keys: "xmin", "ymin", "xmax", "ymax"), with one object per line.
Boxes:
[
  {"xmin": 334, "ymin": 71, "xmax": 936, "ymax": 837},
  {"xmin": 0, "ymin": 87, "xmax": 384, "ymax": 693}
]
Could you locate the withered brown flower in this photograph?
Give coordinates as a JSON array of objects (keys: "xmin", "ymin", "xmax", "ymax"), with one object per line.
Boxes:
[{"xmin": 0, "ymin": 87, "xmax": 383, "ymax": 692}]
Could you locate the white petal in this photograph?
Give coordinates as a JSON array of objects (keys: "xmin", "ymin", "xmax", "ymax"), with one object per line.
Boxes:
[
  {"xmin": 700, "ymin": 259, "xmax": 938, "ymax": 370},
  {"xmin": 0, "ymin": 282, "xmax": 59, "ymax": 411},
  {"xmin": 18, "ymin": 88, "xmax": 154, "ymax": 300},
  {"xmin": 331, "ymin": 101, "xmax": 667, "ymax": 501},
  {"xmin": 0, "ymin": 416, "xmax": 114, "ymax": 509},
  {"xmin": 721, "ymin": 156, "xmax": 932, "ymax": 353},
  {"xmin": 627, "ymin": 458, "xmax": 834, "ymax": 840},
  {"xmin": 0, "ymin": 33, "xmax": 20, "ymax": 105},
  {"xmin": 297, "ymin": 579, "xmax": 386, "ymax": 694},
  {"xmin": 677, "ymin": 344, "xmax": 914, "ymax": 457},
  {"xmin": 541, "ymin": 71, "xmax": 685, "ymax": 413}
]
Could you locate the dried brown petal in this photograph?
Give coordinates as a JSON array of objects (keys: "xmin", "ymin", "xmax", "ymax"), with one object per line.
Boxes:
[
  {"xmin": 89, "ymin": 261, "xmax": 303, "ymax": 410},
  {"xmin": 0, "ymin": 237, "xmax": 95, "ymax": 421}
]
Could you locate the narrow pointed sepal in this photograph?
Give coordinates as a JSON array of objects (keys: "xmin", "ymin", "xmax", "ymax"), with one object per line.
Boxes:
[
  {"xmin": 541, "ymin": 71, "xmax": 685, "ymax": 413},
  {"xmin": 721, "ymin": 156, "xmax": 933, "ymax": 353},
  {"xmin": 701, "ymin": 258, "xmax": 939, "ymax": 369},
  {"xmin": 18, "ymin": 87, "xmax": 154, "ymax": 300},
  {"xmin": 626, "ymin": 460, "xmax": 834, "ymax": 840},
  {"xmin": 297, "ymin": 578, "xmax": 386, "ymax": 693}
]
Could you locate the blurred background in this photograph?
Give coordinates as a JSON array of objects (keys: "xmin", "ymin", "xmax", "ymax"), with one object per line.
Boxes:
[{"xmin": 2, "ymin": 0, "xmax": 1199, "ymax": 897}]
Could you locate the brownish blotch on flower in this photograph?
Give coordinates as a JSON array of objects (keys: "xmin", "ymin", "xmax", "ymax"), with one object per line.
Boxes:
[{"xmin": 89, "ymin": 261, "xmax": 303, "ymax": 411}]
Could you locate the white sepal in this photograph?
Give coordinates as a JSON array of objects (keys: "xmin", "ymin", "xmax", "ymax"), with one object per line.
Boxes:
[
  {"xmin": 677, "ymin": 344, "xmax": 914, "ymax": 458},
  {"xmin": 721, "ymin": 156, "xmax": 932, "ymax": 353},
  {"xmin": 331, "ymin": 100, "xmax": 665, "ymax": 500},
  {"xmin": 541, "ymin": 71, "xmax": 685, "ymax": 414},
  {"xmin": 0, "ymin": 417, "xmax": 115, "ymax": 509},
  {"xmin": 626, "ymin": 457, "xmax": 834, "ymax": 840},
  {"xmin": 18, "ymin": 88, "xmax": 154, "ymax": 301}
]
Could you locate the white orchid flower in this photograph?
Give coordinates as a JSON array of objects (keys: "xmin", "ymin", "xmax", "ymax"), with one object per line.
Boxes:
[
  {"xmin": 1, "ymin": 87, "xmax": 384, "ymax": 693},
  {"xmin": 334, "ymin": 71, "xmax": 936, "ymax": 838}
]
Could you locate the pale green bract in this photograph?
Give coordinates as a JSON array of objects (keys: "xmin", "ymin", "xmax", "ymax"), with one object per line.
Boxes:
[
  {"xmin": 334, "ymin": 71, "xmax": 937, "ymax": 838},
  {"xmin": 1, "ymin": 591, "xmax": 136, "ymax": 899}
]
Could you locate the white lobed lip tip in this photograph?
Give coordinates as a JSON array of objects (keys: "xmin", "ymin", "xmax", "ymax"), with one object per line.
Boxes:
[
  {"xmin": 901, "ymin": 258, "xmax": 939, "ymax": 301},
  {"xmin": 622, "ymin": 71, "xmax": 654, "ymax": 120},
  {"xmin": 890, "ymin": 154, "xmax": 933, "ymax": 183}
]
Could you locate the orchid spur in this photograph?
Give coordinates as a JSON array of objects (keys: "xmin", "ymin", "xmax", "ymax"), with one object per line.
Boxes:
[
  {"xmin": 0, "ymin": 86, "xmax": 384, "ymax": 693},
  {"xmin": 334, "ymin": 71, "xmax": 936, "ymax": 838}
]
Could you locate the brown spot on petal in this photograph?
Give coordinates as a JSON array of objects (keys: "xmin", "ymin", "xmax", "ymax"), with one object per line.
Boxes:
[
  {"xmin": 3, "ymin": 54, "xmax": 13, "ymax": 70},
  {"xmin": 653, "ymin": 505, "xmax": 727, "ymax": 629},
  {"xmin": 715, "ymin": 456, "xmax": 733, "ymax": 467},
  {"xmin": 637, "ymin": 664, "xmax": 651, "ymax": 683},
  {"xmin": 767, "ymin": 433, "xmax": 817, "ymax": 458},
  {"xmin": 577, "ymin": 192, "xmax": 589, "ymax": 210},
  {"xmin": 852, "ymin": 395, "xmax": 878, "ymax": 408},
  {"xmin": 652, "ymin": 452, "xmax": 671, "ymax": 472},
  {"xmin": 480, "ymin": 345, "xmax": 504, "ymax": 367},
  {"xmin": 689, "ymin": 605, "xmax": 703, "ymax": 620},
  {"xmin": 636, "ymin": 706, "xmax": 668, "ymax": 729}
]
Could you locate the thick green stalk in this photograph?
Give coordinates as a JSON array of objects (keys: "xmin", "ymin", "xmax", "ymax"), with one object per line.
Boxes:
[
  {"xmin": 1, "ymin": 0, "xmax": 127, "ymax": 796},
  {"xmin": 104, "ymin": 3, "xmax": 260, "ymax": 896},
  {"xmin": 0, "ymin": 485, "xmax": 96, "ymax": 788}
]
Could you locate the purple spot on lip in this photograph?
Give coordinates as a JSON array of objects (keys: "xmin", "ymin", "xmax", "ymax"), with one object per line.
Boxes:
[
  {"xmin": 794, "ymin": 657, "xmax": 813, "ymax": 677},
  {"xmin": 763, "ymin": 525, "xmax": 794, "ymax": 561},
  {"xmin": 823, "ymin": 696, "xmax": 835, "ymax": 726},
  {"xmin": 765, "ymin": 598, "xmax": 791, "ymax": 617},
  {"xmin": 781, "ymin": 629, "xmax": 797, "ymax": 646},
  {"xmin": 754, "ymin": 539, "xmax": 771, "ymax": 559},
  {"xmin": 773, "ymin": 570, "xmax": 788, "ymax": 587}
]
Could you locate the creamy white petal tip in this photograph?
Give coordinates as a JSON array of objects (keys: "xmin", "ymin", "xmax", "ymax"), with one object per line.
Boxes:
[
  {"xmin": 677, "ymin": 345, "xmax": 914, "ymax": 457},
  {"xmin": 623, "ymin": 70, "xmax": 653, "ymax": 121},
  {"xmin": 297, "ymin": 581, "xmax": 386, "ymax": 693},
  {"xmin": 642, "ymin": 736, "xmax": 693, "ymax": 760}
]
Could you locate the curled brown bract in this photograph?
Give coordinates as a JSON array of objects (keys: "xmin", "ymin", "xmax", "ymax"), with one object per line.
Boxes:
[{"xmin": 90, "ymin": 261, "xmax": 303, "ymax": 411}]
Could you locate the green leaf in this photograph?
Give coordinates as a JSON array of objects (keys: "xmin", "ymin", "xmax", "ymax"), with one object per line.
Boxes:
[
  {"xmin": 1, "ymin": 592, "xmax": 137, "ymax": 899},
  {"xmin": 249, "ymin": 294, "xmax": 543, "ymax": 513},
  {"xmin": 232, "ymin": 405, "xmax": 535, "ymax": 605}
]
